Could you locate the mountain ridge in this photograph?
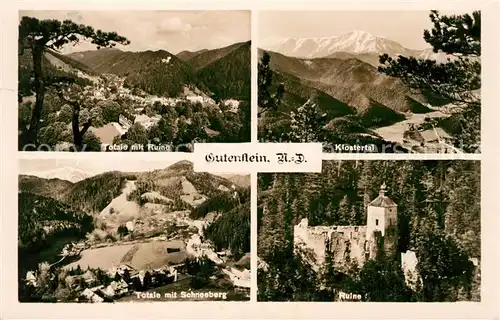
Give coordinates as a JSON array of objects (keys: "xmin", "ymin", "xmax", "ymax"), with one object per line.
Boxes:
[
  {"xmin": 64, "ymin": 41, "xmax": 250, "ymax": 100},
  {"xmin": 22, "ymin": 167, "xmax": 91, "ymax": 183},
  {"xmin": 259, "ymin": 48, "xmax": 428, "ymax": 113},
  {"xmin": 18, "ymin": 161, "xmax": 248, "ymax": 215},
  {"xmin": 265, "ymin": 30, "xmax": 450, "ymax": 64}
]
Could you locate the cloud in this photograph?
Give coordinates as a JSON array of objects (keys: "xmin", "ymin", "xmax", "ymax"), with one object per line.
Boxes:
[
  {"xmin": 65, "ymin": 11, "xmax": 83, "ymax": 23},
  {"xmin": 158, "ymin": 17, "xmax": 192, "ymax": 34},
  {"xmin": 20, "ymin": 11, "xmax": 249, "ymax": 54}
]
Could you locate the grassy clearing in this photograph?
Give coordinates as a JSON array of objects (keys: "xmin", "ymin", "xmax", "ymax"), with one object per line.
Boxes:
[{"xmin": 63, "ymin": 240, "xmax": 187, "ymax": 271}]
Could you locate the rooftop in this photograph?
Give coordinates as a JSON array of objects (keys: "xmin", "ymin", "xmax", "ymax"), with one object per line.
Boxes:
[
  {"xmin": 89, "ymin": 123, "xmax": 123, "ymax": 145},
  {"xmin": 369, "ymin": 183, "xmax": 397, "ymax": 207}
]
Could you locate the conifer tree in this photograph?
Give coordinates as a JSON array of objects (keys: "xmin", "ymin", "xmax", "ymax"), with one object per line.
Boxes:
[
  {"xmin": 18, "ymin": 16, "xmax": 130, "ymax": 147},
  {"xmin": 337, "ymin": 195, "xmax": 350, "ymax": 225},
  {"xmin": 286, "ymin": 98, "xmax": 327, "ymax": 142},
  {"xmin": 258, "ymin": 51, "xmax": 284, "ymax": 116},
  {"xmin": 378, "ymin": 10, "xmax": 481, "ymax": 152}
]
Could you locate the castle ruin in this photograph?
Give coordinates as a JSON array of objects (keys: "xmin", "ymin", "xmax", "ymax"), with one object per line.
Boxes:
[{"xmin": 294, "ymin": 183, "xmax": 401, "ymax": 271}]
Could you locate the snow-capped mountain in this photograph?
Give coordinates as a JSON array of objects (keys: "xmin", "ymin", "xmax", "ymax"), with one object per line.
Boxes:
[
  {"xmin": 265, "ymin": 30, "xmax": 450, "ymax": 63},
  {"xmin": 25, "ymin": 167, "xmax": 90, "ymax": 183},
  {"xmin": 269, "ymin": 31, "xmax": 409, "ymax": 57}
]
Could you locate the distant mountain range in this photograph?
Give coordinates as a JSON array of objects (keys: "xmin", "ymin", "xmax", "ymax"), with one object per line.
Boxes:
[
  {"xmin": 19, "ymin": 160, "xmax": 248, "ymax": 215},
  {"xmin": 259, "ymin": 48, "xmax": 434, "ymax": 116},
  {"xmin": 176, "ymin": 49, "xmax": 209, "ymax": 61},
  {"xmin": 22, "ymin": 167, "xmax": 90, "ymax": 183},
  {"xmin": 18, "ymin": 160, "xmax": 251, "ymax": 275},
  {"xmin": 258, "ymin": 31, "xmax": 461, "ymax": 148},
  {"xmin": 264, "ymin": 30, "xmax": 450, "ymax": 66},
  {"xmin": 20, "ymin": 41, "xmax": 250, "ymax": 101}
]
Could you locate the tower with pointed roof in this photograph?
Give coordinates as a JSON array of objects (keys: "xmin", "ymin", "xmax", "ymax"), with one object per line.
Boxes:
[{"xmin": 365, "ymin": 183, "xmax": 398, "ymax": 254}]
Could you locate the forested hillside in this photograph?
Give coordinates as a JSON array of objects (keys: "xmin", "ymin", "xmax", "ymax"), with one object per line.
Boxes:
[
  {"xmin": 188, "ymin": 42, "xmax": 246, "ymax": 71},
  {"xmin": 196, "ymin": 41, "xmax": 251, "ymax": 101},
  {"xmin": 176, "ymin": 49, "xmax": 208, "ymax": 62},
  {"xmin": 18, "ymin": 49, "xmax": 92, "ymax": 98},
  {"xmin": 19, "ymin": 192, "xmax": 93, "ymax": 252},
  {"xmin": 18, "ymin": 175, "xmax": 73, "ymax": 200},
  {"xmin": 67, "ymin": 41, "xmax": 251, "ymax": 101},
  {"xmin": 205, "ymin": 203, "xmax": 251, "ymax": 259},
  {"xmin": 18, "ymin": 14, "xmax": 251, "ymax": 151},
  {"xmin": 69, "ymin": 49, "xmax": 196, "ymax": 97},
  {"xmin": 62, "ymin": 172, "xmax": 129, "ymax": 213},
  {"xmin": 258, "ymin": 10, "xmax": 481, "ymax": 153},
  {"xmin": 258, "ymin": 160, "xmax": 480, "ymax": 302},
  {"xmin": 259, "ymin": 49, "xmax": 428, "ymax": 113},
  {"xmin": 19, "ymin": 172, "xmax": 128, "ymax": 214}
]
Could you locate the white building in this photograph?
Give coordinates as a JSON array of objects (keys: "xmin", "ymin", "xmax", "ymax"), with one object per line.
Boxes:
[
  {"xmin": 222, "ymin": 267, "xmax": 250, "ymax": 289},
  {"xmin": 186, "ymin": 96, "xmax": 204, "ymax": 104},
  {"xmin": 134, "ymin": 114, "xmax": 161, "ymax": 130},
  {"xmin": 81, "ymin": 288, "xmax": 104, "ymax": 303},
  {"xmin": 25, "ymin": 271, "xmax": 37, "ymax": 287},
  {"xmin": 223, "ymin": 99, "xmax": 240, "ymax": 113},
  {"xmin": 119, "ymin": 115, "xmax": 132, "ymax": 130}
]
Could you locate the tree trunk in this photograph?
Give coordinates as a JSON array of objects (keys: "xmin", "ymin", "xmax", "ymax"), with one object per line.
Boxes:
[
  {"xmin": 24, "ymin": 46, "xmax": 45, "ymax": 147},
  {"xmin": 72, "ymin": 105, "xmax": 82, "ymax": 149},
  {"xmin": 72, "ymin": 105, "xmax": 92, "ymax": 151}
]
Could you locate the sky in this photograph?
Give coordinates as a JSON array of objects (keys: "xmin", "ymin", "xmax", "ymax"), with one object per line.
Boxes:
[
  {"xmin": 20, "ymin": 10, "xmax": 250, "ymax": 54},
  {"xmin": 19, "ymin": 158, "xmax": 183, "ymax": 176},
  {"xmin": 258, "ymin": 10, "xmax": 475, "ymax": 50},
  {"xmin": 19, "ymin": 158, "xmax": 248, "ymax": 179}
]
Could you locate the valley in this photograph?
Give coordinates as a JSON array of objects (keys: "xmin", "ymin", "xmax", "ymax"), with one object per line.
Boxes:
[
  {"xmin": 18, "ymin": 161, "xmax": 251, "ymax": 302},
  {"xmin": 258, "ymin": 28, "xmax": 480, "ymax": 154},
  {"xmin": 372, "ymin": 108, "xmax": 461, "ymax": 153},
  {"xmin": 18, "ymin": 35, "xmax": 251, "ymax": 152}
]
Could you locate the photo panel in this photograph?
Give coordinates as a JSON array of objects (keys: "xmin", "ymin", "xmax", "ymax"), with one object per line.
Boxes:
[
  {"xmin": 18, "ymin": 10, "xmax": 251, "ymax": 152},
  {"xmin": 257, "ymin": 160, "xmax": 481, "ymax": 302},
  {"xmin": 257, "ymin": 10, "xmax": 481, "ymax": 154},
  {"xmin": 18, "ymin": 157, "xmax": 251, "ymax": 302}
]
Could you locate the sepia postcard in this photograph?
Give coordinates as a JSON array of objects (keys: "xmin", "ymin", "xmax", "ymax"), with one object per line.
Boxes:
[
  {"xmin": 18, "ymin": 158, "xmax": 250, "ymax": 302},
  {"xmin": 17, "ymin": 10, "xmax": 251, "ymax": 152},
  {"xmin": 257, "ymin": 11, "xmax": 481, "ymax": 154},
  {"xmin": 1, "ymin": 1, "xmax": 499, "ymax": 320}
]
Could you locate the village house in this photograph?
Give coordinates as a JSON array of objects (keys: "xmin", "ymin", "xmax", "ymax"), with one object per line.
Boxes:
[
  {"xmin": 106, "ymin": 264, "xmax": 134, "ymax": 278},
  {"xmin": 204, "ymin": 127, "xmax": 219, "ymax": 138},
  {"xmin": 119, "ymin": 115, "xmax": 132, "ymax": 130},
  {"xmin": 88, "ymin": 122, "xmax": 128, "ymax": 147},
  {"xmin": 65, "ymin": 275, "xmax": 85, "ymax": 291},
  {"xmin": 217, "ymin": 184, "xmax": 230, "ymax": 192},
  {"xmin": 25, "ymin": 271, "xmax": 37, "ymax": 287},
  {"xmin": 81, "ymin": 288, "xmax": 104, "ymax": 303},
  {"xmin": 223, "ymin": 99, "xmax": 240, "ymax": 113},
  {"xmin": 221, "ymin": 267, "xmax": 251, "ymax": 289},
  {"xmin": 186, "ymin": 95, "xmax": 204, "ymax": 104},
  {"xmin": 82, "ymin": 270, "xmax": 97, "ymax": 286},
  {"xmin": 100, "ymin": 280, "xmax": 129, "ymax": 298},
  {"xmin": 134, "ymin": 114, "xmax": 161, "ymax": 130}
]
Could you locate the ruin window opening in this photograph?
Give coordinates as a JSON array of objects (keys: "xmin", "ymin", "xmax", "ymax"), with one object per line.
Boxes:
[{"xmin": 375, "ymin": 219, "xmax": 379, "ymax": 226}]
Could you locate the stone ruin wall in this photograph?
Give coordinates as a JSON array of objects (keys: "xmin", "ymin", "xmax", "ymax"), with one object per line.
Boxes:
[
  {"xmin": 294, "ymin": 221, "xmax": 381, "ymax": 271},
  {"xmin": 327, "ymin": 226, "xmax": 369, "ymax": 270}
]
